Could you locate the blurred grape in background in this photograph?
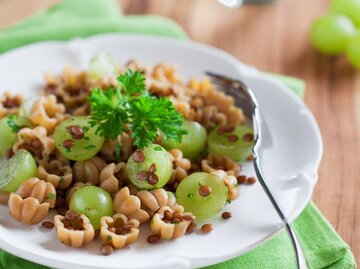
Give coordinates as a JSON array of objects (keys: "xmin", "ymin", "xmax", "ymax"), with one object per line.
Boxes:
[{"xmin": 310, "ymin": 0, "xmax": 360, "ymax": 68}]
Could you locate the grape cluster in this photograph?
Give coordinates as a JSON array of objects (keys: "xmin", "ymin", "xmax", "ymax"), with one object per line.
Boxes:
[{"xmin": 310, "ymin": 0, "xmax": 360, "ymax": 68}]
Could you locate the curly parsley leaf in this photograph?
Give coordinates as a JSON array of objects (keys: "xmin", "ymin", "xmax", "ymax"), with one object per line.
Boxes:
[
  {"xmin": 118, "ymin": 69, "xmax": 146, "ymax": 97},
  {"xmin": 88, "ymin": 88, "xmax": 128, "ymax": 141},
  {"xmin": 6, "ymin": 115, "xmax": 21, "ymax": 133},
  {"xmin": 88, "ymin": 69, "xmax": 186, "ymax": 149}
]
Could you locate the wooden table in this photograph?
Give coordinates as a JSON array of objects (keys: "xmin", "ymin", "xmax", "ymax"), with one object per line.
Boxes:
[{"xmin": 0, "ymin": 0, "xmax": 358, "ymax": 263}]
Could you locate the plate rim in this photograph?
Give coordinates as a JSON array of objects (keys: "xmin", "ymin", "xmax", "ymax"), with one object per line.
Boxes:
[{"xmin": 0, "ymin": 33, "xmax": 323, "ymax": 269}]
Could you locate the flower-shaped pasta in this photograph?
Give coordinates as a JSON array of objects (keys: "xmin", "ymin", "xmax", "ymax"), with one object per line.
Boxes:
[
  {"xmin": 195, "ymin": 105, "xmax": 227, "ymax": 129},
  {"xmin": 73, "ymin": 157, "xmax": 107, "ymax": 184},
  {"xmin": 100, "ymin": 132, "xmax": 133, "ymax": 162},
  {"xmin": 168, "ymin": 149, "xmax": 191, "ymax": 183},
  {"xmin": 65, "ymin": 182, "xmax": 92, "ymax": 206},
  {"xmin": 8, "ymin": 178, "xmax": 56, "ymax": 225},
  {"xmin": 99, "ymin": 162, "xmax": 127, "ymax": 193},
  {"xmin": 13, "ymin": 126, "xmax": 55, "ymax": 162},
  {"xmin": 29, "ymin": 95, "xmax": 65, "ymax": 132},
  {"xmin": 201, "ymin": 153, "xmax": 241, "ymax": 177},
  {"xmin": 54, "ymin": 212, "xmax": 94, "ymax": 248},
  {"xmin": 0, "ymin": 92, "xmax": 22, "ymax": 118},
  {"xmin": 100, "ymin": 214, "xmax": 140, "ymax": 249},
  {"xmin": 137, "ymin": 188, "xmax": 176, "ymax": 217},
  {"xmin": 210, "ymin": 170, "xmax": 239, "ymax": 200},
  {"xmin": 37, "ymin": 159, "xmax": 73, "ymax": 189},
  {"xmin": 150, "ymin": 205, "xmax": 195, "ymax": 240},
  {"xmin": 113, "ymin": 187, "xmax": 149, "ymax": 223}
]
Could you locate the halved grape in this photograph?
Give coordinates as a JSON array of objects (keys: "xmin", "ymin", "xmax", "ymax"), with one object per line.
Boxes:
[
  {"xmin": 69, "ymin": 185, "xmax": 113, "ymax": 230},
  {"xmin": 208, "ymin": 125, "xmax": 254, "ymax": 162},
  {"xmin": 310, "ymin": 14, "xmax": 356, "ymax": 55},
  {"xmin": 331, "ymin": 0, "xmax": 360, "ymax": 27},
  {"xmin": 161, "ymin": 120, "xmax": 207, "ymax": 160},
  {"xmin": 0, "ymin": 150, "xmax": 37, "ymax": 192},
  {"xmin": 54, "ymin": 116, "xmax": 104, "ymax": 161},
  {"xmin": 176, "ymin": 172, "xmax": 228, "ymax": 219},
  {"xmin": 126, "ymin": 144, "xmax": 172, "ymax": 189},
  {"xmin": 0, "ymin": 115, "xmax": 32, "ymax": 156}
]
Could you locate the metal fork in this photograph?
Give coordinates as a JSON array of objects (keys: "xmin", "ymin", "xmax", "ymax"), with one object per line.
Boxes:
[{"xmin": 206, "ymin": 71, "xmax": 301, "ymax": 269}]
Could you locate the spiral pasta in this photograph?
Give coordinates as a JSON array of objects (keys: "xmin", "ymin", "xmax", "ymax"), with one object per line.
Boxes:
[
  {"xmin": 168, "ymin": 149, "xmax": 191, "ymax": 183},
  {"xmin": 13, "ymin": 126, "xmax": 55, "ymax": 162},
  {"xmin": 73, "ymin": 157, "xmax": 107, "ymax": 184},
  {"xmin": 99, "ymin": 162, "xmax": 127, "ymax": 193},
  {"xmin": 29, "ymin": 95, "xmax": 66, "ymax": 132},
  {"xmin": 37, "ymin": 159, "xmax": 73, "ymax": 189},
  {"xmin": 113, "ymin": 187, "xmax": 149, "ymax": 224},
  {"xmin": 137, "ymin": 188, "xmax": 176, "ymax": 217},
  {"xmin": 100, "ymin": 132, "xmax": 133, "ymax": 162}
]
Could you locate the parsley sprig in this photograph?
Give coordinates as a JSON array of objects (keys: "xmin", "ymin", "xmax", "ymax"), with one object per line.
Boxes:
[{"xmin": 88, "ymin": 69, "xmax": 186, "ymax": 149}]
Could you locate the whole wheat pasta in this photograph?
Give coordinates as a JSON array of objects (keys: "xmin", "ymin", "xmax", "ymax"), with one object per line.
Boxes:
[
  {"xmin": 201, "ymin": 153, "xmax": 241, "ymax": 177},
  {"xmin": 54, "ymin": 214, "xmax": 95, "ymax": 248},
  {"xmin": 73, "ymin": 157, "xmax": 107, "ymax": 184},
  {"xmin": 37, "ymin": 159, "xmax": 73, "ymax": 189},
  {"xmin": 13, "ymin": 126, "xmax": 55, "ymax": 162},
  {"xmin": 113, "ymin": 187, "xmax": 149, "ymax": 224},
  {"xmin": 0, "ymin": 92, "xmax": 22, "ymax": 118},
  {"xmin": 99, "ymin": 162, "xmax": 127, "ymax": 193},
  {"xmin": 29, "ymin": 95, "xmax": 65, "ymax": 132},
  {"xmin": 8, "ymin": 178, "xmax": 56, "ymax": 224},
  {"xmin": 150, "ymin": 205, "xmax": 195, "ymax": 240},
  {"xmin": 100, "ymin": 214, "xmax": 140, "ymax": 249}
]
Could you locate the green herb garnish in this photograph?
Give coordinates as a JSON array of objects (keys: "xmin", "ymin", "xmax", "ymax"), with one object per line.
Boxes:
[
  {"xmin": 88, "ymin": 69, "xmax": 186, "ymax": 149},
  {"xmin": 48, "ymin": 193, "xmax": 56, "ymax": 200},
  {"xmin": 106, "ymin": 235, "xmax": 112, "ymax": 241},
  {"xmin": 114, "ymin": 142, "xmax": 122, "ymax": 161},
  {"xmin": 226, "ymin": 198, "xmax": 232, "ymax": 204},
  {"xmin": 84, "ymin": 145, "xmax": 96, "ymax": 151},
  {"xmin": 6, "ymin": 115, "xmax": 21, "ymax": 133}
]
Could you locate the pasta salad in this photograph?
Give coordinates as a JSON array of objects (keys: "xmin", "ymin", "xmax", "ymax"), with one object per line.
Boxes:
[{"xmin": 0, "ymin": 54, "xmax": 256, "ymax": 255}]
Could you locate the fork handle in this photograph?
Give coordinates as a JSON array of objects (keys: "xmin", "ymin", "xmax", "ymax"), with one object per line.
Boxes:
[{"xmin": 253, "ymin": 155, "xmax": 301, "ymax": 269}]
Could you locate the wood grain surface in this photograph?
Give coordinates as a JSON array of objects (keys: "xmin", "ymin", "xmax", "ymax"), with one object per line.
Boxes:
[{"xmin": 0, "ymin": 0, "xmax": 358, "ymax": 263}]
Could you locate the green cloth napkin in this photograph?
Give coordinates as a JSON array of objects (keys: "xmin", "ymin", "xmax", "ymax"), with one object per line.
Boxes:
[{"xmin": 0, "ymin": 1, "xmax": 356, "ymax": 269}]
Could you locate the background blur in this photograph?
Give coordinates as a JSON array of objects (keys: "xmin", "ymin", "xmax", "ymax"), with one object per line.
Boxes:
[{"xmin": 0, "ymin": 0, "xmax": 358, "ymax": 263}]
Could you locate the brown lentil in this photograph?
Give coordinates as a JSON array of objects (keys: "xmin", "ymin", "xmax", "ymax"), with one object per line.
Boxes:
[
  {"xmin": 246, "ymin": 155, "xmax": 254, "ymax": 161},
  {"xmin": 133, "ymin": 150, "xmax": 145, "ymax": 163},
  {"xmin": 136, "ymin": 171, "xmax": 149, "ymax": 181},
  {"xmin": 242, "ymin": 133, "xmax": 254, "ymax": 142},
  {"xmin": 57, "ymin": 206, "xmax": 68, "ymax": 216},
  {"xmin": 147, "ymin": 173, "xmax": 159, "ymax": 185},
  {"xmin": 222, "ymin": 212, "xmax": 232, "ymax": 219},
  {"xmin": 164, "ymin": 210, "xmax": 173, "ymax": 221},
  {"xmin": 227, "ymin": 134, "xmax": 239, "ymax": 143},
  {"xmin": 65, "ymin": 210, "xmax": 79, "ymax": 221},
  {"xmin": 147, "ymin": 234, "xmax": 160, "ymax": 244},
  {"xmin": 217, "ymin": 126, "xmax": 235, "ymax": 135},
  {"xmin": 237, "ymin": 175, "xmax": 247, "ymax": 184},
  {"xmin": 62, "ymin": 139, "xmax": 74, "ymax": 149},
  {"xmin": 247, "ymin": 177, "xmax": 256, "ymax": 184},
  {"xmin": 41, "ymin": 221, "xmax": 54, "ymax": 229},
  {"xmin": 3, "ymin": 96, "xmax": 21, "ymax": 108},
  {"xmin": 186, "ymin": 223, "xmax": 197, "ymax": 234},
  {"xmin": 149, "ymin": 163, "xmax": 156, "ymax": 173},
  {"xmin": 201, "ymin": 223, "xmax": 213, "ymax": 233},
  {"xmin": 101, "ymin": 243, "xmax": 114, "ymax": 256},
  {"xmin": 183, "ymin": 214, "xmax": 195, "ymax": 222},
  {"xmin": 66, "ymin": 125, "xmax": 84, "ymax": 140},
  {"xmin": 199, "ymin": 185, "xmax": 212, "ymax": 197}
]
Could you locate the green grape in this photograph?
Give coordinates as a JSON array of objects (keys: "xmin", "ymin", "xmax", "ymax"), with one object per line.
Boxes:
[
  {"xmin": 69, "ymin": 185, "xmax": 113, "ymax": 230},
  {"xmin": 208, "ymin": 125, "xmax": 254, "ymax": 162},
  {"xmin": 89, "ymin": 52, "xmax": 118, "ymax": 80},
  {"xmin": 176, "ymin": 172, "xmax": 228, "ymax": 219},
  {"xmin": 331, "ymin": 0, "xmax": 360, "ymax": 27},
  {"xmin": 0, "ymin": 115, "xmax": 32, "ymax": 156},
  {"xmin": 161, "ymin": 120, "xmax": 207, "ymax": 160},
  {"xmin": 54, "ymin": 116, "xmax": 104, "ymax": 161},
  {"xmin": 0, "ymin": 150, "xmax": 37, "ymax": 192},
  {"xmin": 126, "ymin": 144, "xmax": 172, "ymax": 190},
  {"xmin": 310, "ymin": 14, "xmax": 356, "ymax": 55},
  {"xmin": 346, "ymin": 33, "xmax": 360, "ymax": 68}
]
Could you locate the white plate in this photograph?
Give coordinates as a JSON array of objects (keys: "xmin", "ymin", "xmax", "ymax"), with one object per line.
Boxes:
[{"xmin": 0, "ymin": 34, "xmax": 322, "ymax": 269}]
